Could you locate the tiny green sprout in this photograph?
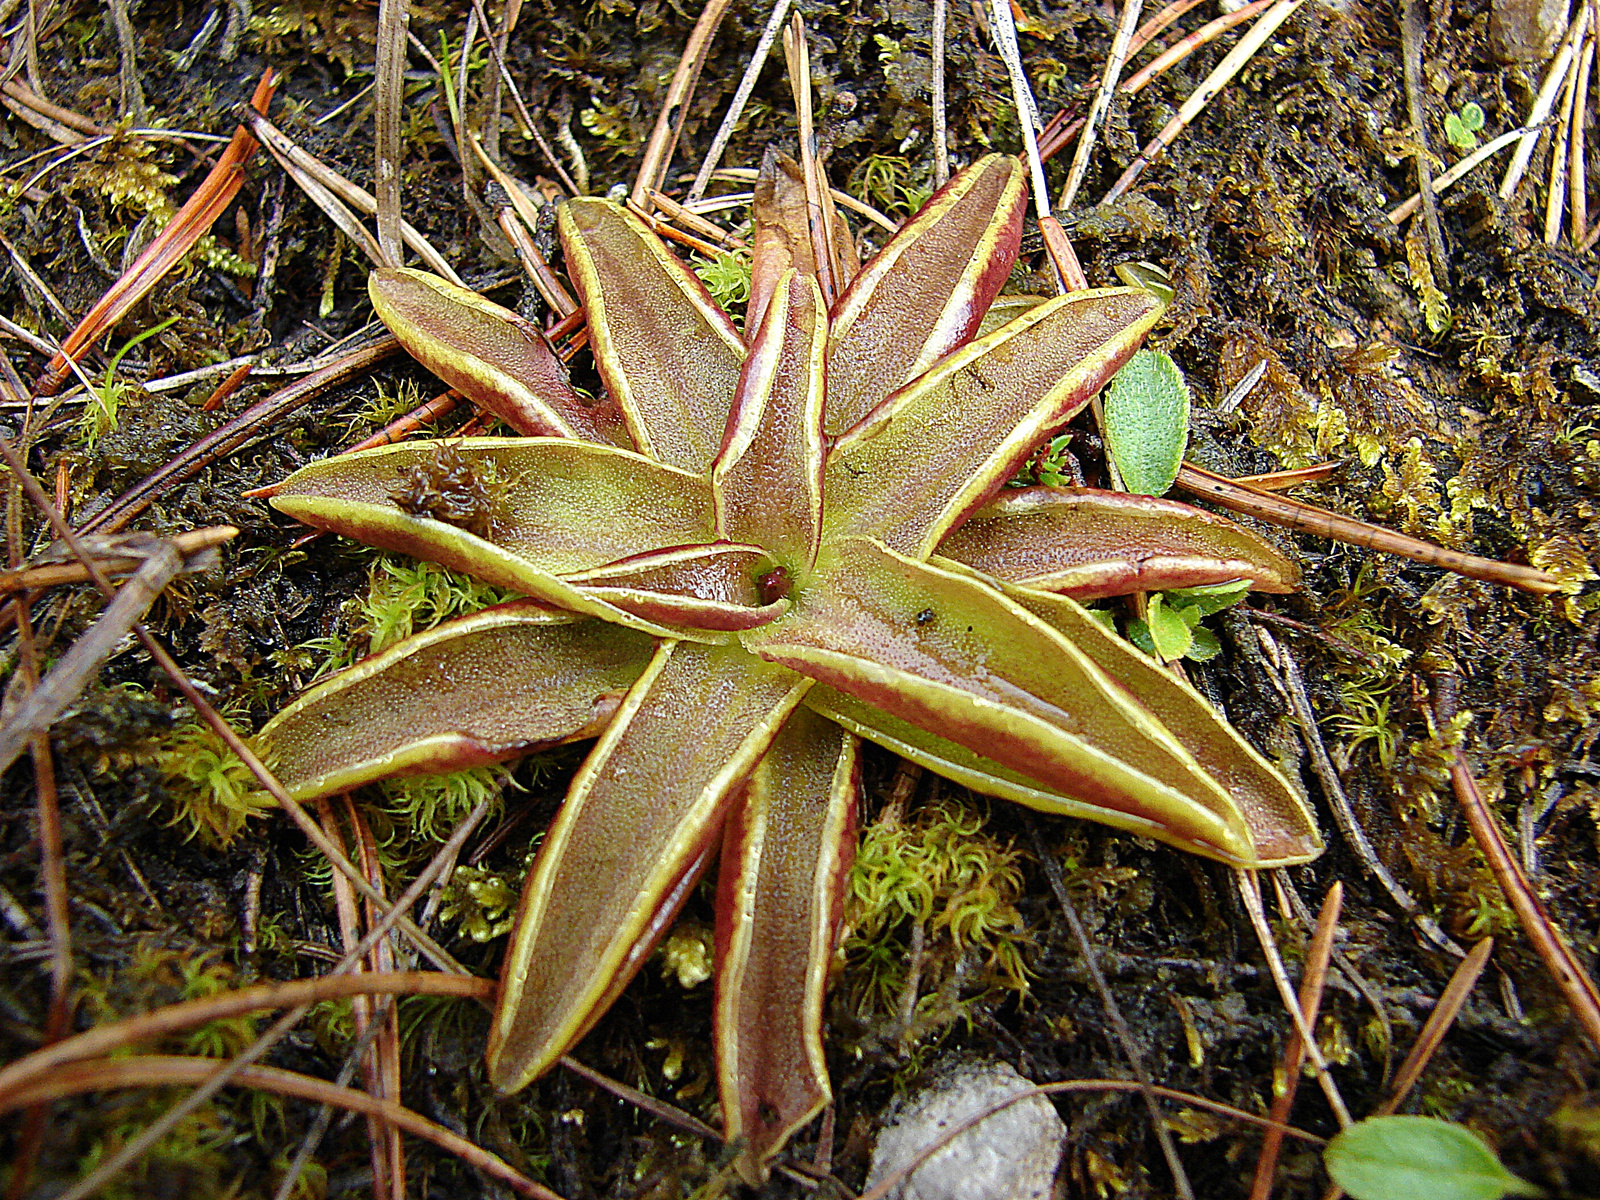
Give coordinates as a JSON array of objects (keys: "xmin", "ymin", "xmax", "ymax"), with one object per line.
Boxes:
[
  {"xmin": 1103, "ymin": 348, "xmax": 1191, "ymax": 496},
  {"xmin": 1324, "ymin": 1116, "xmax": 1543, "ymax": 1200},
  {"xmin": 1129, "ymin": 580, "xmax": 1251, "ymax": 663},
  {"xmin": 692, "ymin": 250, "xmax": 752, "ymax": 319},
  {"xmin": 1444, "ymin": 102, "xmax": 1485, "ymax": 152},
  {"xmin": 1327, "ymin": 673, "xmax": 1401, "ymax": 769},
  {"xmin": 78, "ymin": 315, "xmax": 180, "ymax": 448}
]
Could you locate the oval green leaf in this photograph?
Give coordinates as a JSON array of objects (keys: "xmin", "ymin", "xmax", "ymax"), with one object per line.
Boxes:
[
  {"xmin": 1103, "ymin": 348, "xmax": 1190, "ymax": 497},
  {"xmin": 1324, "ymin": 1117, "xmax": 1543, "ymax": 1200}
]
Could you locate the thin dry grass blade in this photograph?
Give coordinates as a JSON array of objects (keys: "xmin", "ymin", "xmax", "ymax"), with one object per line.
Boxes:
[
  {"xmin": 783, "ymin": 14, "xmax": 845, "ymax": 304},
  {"xmin": 1060, "ymin": 0, "xmax": 1143, "ymax": 210},
  {"xmin": 1255, "ymin": 625, "xmax": 1463, "ymax": 957},
  {"xmin": 47, "ymin": 797, "xmax": 491, "ymax": 1200},
  {"xmin": 374, "ymin": 0, "xmax": 408, "ymax": 264},
  {"xmin": 1569, "ymin": 20, "xmax": 1593, "ymax": 243},
  {"xmin": 0, "ymin": 433, "xmax": 462, "ymax": 975},
  {"xmin": 1388, "ymin": 127, "xmax": 1531, "ymax": 222},
  {"xmin": 0, "ymin": 972, "xmax": 491, "ymax": 1096},
  {"xmin": 1546, "ymin": 30, "xmax": 1582, "ymax": 244},
  {"xmin": 0, "ymin": 539, "xmax": 191, "ymax": 773},
  {"xmin": 244, "ymin": 112, "xmax": 460, "ymax": 281},
  {"xmin": 77, "ymin": 336, "xmax": 401, "ymax": 535},
  {"xmin": 1, "ymin": 78, "xmax": 105, "ymax": 135},
  {"xmin": 1, "ymin": 1056, "xmax": 560, "ymax": 1200},
  {"xmin": 1105, "ymin": 0, "xmax": 1302, "ymax": 204},
  {"xmin": 1319, "ymin": 938, "xmax": 1495, "ymax": 1200},
  {"xmin": 37, "ymin": 71, "xmax": 277, "ymax": 395},
  {"xmin": 1375, "ymin": 937, "xmax": 1494, "ymax": 1116},
  {"xmin": 1027, "ymin": 817, "xmax": 1195, "ymax": 1200},
  {"xmin": 0, "ymin": 525, "xmax": 235, "ymax": 594},
  {"xmin": 688, "ymin": 0, "xmax": 795, "ymax": 204},
  {"xmin": 1248, "ymin": 880, "xmax": 1341, "ymax": 1200},
  {"xmin": 3, "ymin": 581, "xmax": 71, "ymax": 1200},
  {"xmin": 630, "ymin": 0, "xmax": 736, "ymax": 209},
  {"xmin": 1237, "ymin": 869, "xmax": 1352, "ymax": 1127},
  {"xmin": 1121, "ymin": 0, "xmax": 1276, "ymax": 96},
  {"xmin": 1174, "ymin": 463, "xmax": 1561, "ymax": 594},
  {"xmin": 1502, "ymin": 4, "xmax": 1589, "ymax": 199},
  {"xmin": 1127, "ymin": 0, "xmax": 1212, "ymax": 58}
]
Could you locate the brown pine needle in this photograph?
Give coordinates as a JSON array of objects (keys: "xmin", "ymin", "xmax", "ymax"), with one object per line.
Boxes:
[
  {"xmin": 1374, "ymin": 937, "xmax": 1494, "ymax": 1117},
  {"xmin": 1449, "ymin": 746, "xmax": 1600, "ymax": 1052},
  {"xmin": 1502, "ymin": 4, "xmax": 1589, "ymax": 199},
  {"xmin": 1175, "ymin": 463, "xmax": 1562, "ymax": 594},
  {"xmin": 36, "ymin": 72, "xmax": 276, "ymax": 394},
  {"xmin": 1, "ymin": 1057, "xmax": 561, "ymax": 1200},
  {"xmin": 1121, "ymin": 0, "xmax": 1277, "ymax": 95},
  {"xmin": 1248, "ymin": 881, "xmax": 1342, "ymax": 1200},
  {"xmin": 1105, "ymin": 0, "xmax": 1303, "ymax": 204}
]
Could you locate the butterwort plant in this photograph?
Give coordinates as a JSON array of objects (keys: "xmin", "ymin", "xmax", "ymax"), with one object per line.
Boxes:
[{"xmin": 257, "ymin": 154, "xmax": 1321, "ymax": 1181}]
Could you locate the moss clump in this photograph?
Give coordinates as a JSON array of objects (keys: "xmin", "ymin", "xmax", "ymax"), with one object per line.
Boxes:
[
  {"xmin": 844, "ymin": 795, "xmax": 1030, "ymax": 1022},
  {"xmin": 159, "ymin": 720, "xmax": 274, "ymax": 847}
]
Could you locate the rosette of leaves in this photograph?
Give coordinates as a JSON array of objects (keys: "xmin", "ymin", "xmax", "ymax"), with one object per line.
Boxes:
[{"xmin": 256, "ymin": 155, "xmax": 1319, "ymax": 1181}]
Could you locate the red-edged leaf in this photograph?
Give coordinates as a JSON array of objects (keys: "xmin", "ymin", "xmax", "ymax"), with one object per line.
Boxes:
[
  {"xmin": 824, "ymin": 155, "xmax": 1026, "ymax": 434},
  {"xmin": 487, "ymin": 641, "xmax": 810, "ymax": 1092},
  {"xmin": 716, "ymin": 707, "xmax": 858, "ymax": 1183},
  {"xmin": 567, "ymin": 544, "xmax": 790, "ymax": 632},
  {"xmin": 825, "ymin": 288, "xmax": 1164, "ymax": 558},
  {"xmin": 256, "ymin": 602, "xmax": 654, "ymax": 799},
  {"xmin": 272, "ymin": 438, "xmax": 714, "ymax": 573},
  {"xmin": 560, "ymin": 198, "xmax": 746, "ymax": 471},
  {"xmin": 369, "ymin": 268, "xmax": 626, "ymax": 443},
  {"xmin": 744, "ymin": 538, "xmax": 1256, "ymax": 863},
  {"xmin": 937, "ymin": 486, "xmax": 1300, "ymax": 600},
  {"xmin": 713, "ymin": 269, "xmax": 827, "ymax": 569},
  {"xmin": 990, "ymin": 577, "xmax": 1321, "ymax": 865},
  {"xmin": 748, "ymin": 149, "xmax": 857, "ymax": 333}
]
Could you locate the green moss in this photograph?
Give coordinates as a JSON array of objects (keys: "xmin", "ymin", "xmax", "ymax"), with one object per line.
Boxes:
[
  {"xmin": 844, "ymin": 796, "xmax": 1030, "ymax": 1019},
  {"xmin": 692, "ymin": 251, "xmax": 752, "ymax": 319},
  {"xmin": 158, "ymin": 720, "xmax": 274, "ymax": 847}
]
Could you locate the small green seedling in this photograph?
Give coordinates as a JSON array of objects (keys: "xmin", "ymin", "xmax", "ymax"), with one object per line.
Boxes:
[
  {"xmin": 1444, "ymin": 102, "xmax": 1485, "ymax": 152},
  {"xmin": 1128, "ymin": 580, "xmax": 1252, "ymax": 663},
  {"xmin": 1102, "ymin": 348, "xmax": 1190, "ymax": 496},
  {"xmin": 1324, "ymin": 1116, "xmax": 1543, "ymax": 1200},
  {"xmin": 79, "ymin": 315, "xmax": 180, "ymax": 448}
]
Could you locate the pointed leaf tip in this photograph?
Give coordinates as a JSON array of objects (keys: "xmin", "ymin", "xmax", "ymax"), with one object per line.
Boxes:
[{"xmin": 368, "ymin": 268, "xmax": 622, "ymax": 443}]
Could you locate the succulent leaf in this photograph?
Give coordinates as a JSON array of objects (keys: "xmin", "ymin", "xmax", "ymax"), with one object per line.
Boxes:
[
  {"xmin": 825, "ymin": 287, "xmax": 1165, "ymax": 557},
  {"xmin": 992, "ymin": 578, "xmax": 1321, "ymax": 864},
  {"xmin": 743, "ymin": 537, "xmax": 1257, "ymax": 863},
  {"xmin": 264, "ymin": 157, "xmax": 1324, "ymax": 1177},
  {"xmin": 713, "ymin": 268, "xmax": 828, "ymax": 569},
  {"xmin": 825, "ymin": 154, "xmax": 1027, "ymax": 434},
  {"xmin": 566, "ymin": 543, "xmax": 790, "ymax": 631},
  {"xmin": 368, "ymin": 268, "xmax": 624, "ymax": 443},
  {"xmin": 271, "ymin": 438, "xmax": 716, "ymax": 574},
  {"xmin": 256, "ymin": 602, "xmax": 654, "ymax": 799},
  {"xmin": 715, "ymin": 706, "xmax": 858, "ymax": 1183},
  {"xmin": 937, "ymin": 485, "xmax": 1299, "ymax": 599},
  {"xmin": 559, "ymin": 198, "xmax": 746, "ymax": 471},
  {"xmin": 488, "ymin": 640, "xmax": 811, "ymax": 1091}
]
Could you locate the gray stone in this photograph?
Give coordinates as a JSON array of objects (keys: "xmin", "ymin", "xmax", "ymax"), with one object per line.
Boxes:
[
  {"xmin": 1490, "ymin": 0, "xmax": 1571, "ymax": 63},
  {"xmin": 865, "ymin": 1060, "xmax": 1065, "ymax": 1200}
]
